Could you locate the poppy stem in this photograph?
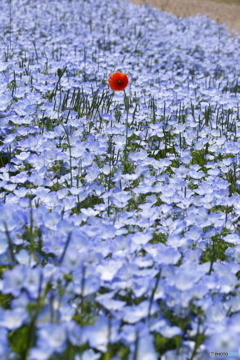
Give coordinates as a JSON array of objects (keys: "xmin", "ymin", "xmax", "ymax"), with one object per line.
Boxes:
[{"xmin": 123, "ymin": 89, "xmax": 130, "ymax": 147}]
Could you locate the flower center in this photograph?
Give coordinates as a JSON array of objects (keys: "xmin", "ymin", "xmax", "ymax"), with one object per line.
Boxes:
[{"xmin": 117, "ymin": 79, "xmax": 123, "ymax": 84}]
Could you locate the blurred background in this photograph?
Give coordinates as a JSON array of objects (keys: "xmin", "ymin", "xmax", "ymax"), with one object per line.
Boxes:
[{"xmin": 128, "ymin": 0, "xmax": 240, "ymax": 34}]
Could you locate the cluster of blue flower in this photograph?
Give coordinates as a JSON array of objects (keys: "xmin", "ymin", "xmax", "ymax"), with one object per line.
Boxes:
[{"xmin": 0, "ymin": 0, "xmax": 239, "ymax": 358}]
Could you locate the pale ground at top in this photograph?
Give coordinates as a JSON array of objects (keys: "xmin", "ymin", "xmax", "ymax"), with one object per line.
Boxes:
[{"xmin": 128, "ymin": 0, "xmax": 240, "ymax": 34}]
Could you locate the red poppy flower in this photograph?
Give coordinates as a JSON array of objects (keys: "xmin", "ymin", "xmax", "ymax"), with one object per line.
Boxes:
[{"xmin": 108, "ymin": 72, "xmax": 129, "ymax": 91}]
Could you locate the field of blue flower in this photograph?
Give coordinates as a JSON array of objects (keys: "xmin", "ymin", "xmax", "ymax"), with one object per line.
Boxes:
[{"xmin": 0, "ymin": 0, "xmax": 240, "ymax": 359}]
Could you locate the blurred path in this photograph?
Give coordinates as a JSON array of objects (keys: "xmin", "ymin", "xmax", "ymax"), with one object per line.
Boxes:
[{"xmin": 129, "ymin": 0, "xmax": 240, "ymax": 34}]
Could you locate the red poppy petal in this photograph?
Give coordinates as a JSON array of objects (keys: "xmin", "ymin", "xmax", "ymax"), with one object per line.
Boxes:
[{"xmin": 108, "ymin": 72, "xmax": 129, "ymax": 91}]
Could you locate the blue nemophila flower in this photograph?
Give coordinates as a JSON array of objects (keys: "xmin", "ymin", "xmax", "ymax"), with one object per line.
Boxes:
[
  {"xmin": 186, "ymin": 206, "xmax": 211, "ymax": 228},
  {"xmin": 42, "ymin": 230, "xmax": 69, "ymax": 257},
  {"xmin": 134, "ymin": 252, "xmax": 153, "ymax": 268},
  {"xmin": 173, "ymin": 262, "xmax": 204, "ymax": 291},
  {"xmin": 132, "ymin": 273, "xmax": 156, "ymax": 297},
  {"xmin": 156, "ymin": 246, "xmax": 181, "ymax": 265},
  {"xmin": 0, "ymin": 307, "xmax": 28, "ymax": 330},
  {"xmin": 165, "ymin": 233, "xmax": 187, "ymax": 248},
  {"xmin": 13, "ymin": 186, "xmax": 29, "ymax": 198},
  {"xmin": 111, "ymin": 235, "xmax": 132, "ymax": 257},
  {"xmin": 81, "ymin": 207, "xmax": 99, "ymax": 218},
  {"xmin": 67, "ymin": 321, "xmax": 87, "ymax": 347},
  {"xmin": 225, "ymin": 244, "xmax": 240, "ymax": 264},
  {"xmin": 131, "ymin": 231, "xmax": 152, "ymax": 246},
  {"xmin": 158, "ymin": 325, "xmax": 182, "ymax": 338},
  {"xmin": 68, "ymin": 228, "xmax": 90, "ymax": 252},
  {"xmin": 182, "ymin": 248, "xmax": 202, "ymax": 263},
  {"xmin": 75, "ymin": 349, "xmax": 101, "ymax": 360},
  {"xmin": 62, "ymin": 245, "xmax": 83, "ymax": 271},
  {"xmin": 75, "ymin": 272, "xmax": 101, "ymax": 296},
  {"xmin": 36, "ymin": 322, "xmax": 67, "ymax": 352},
  {"xmin": 28, "ymin": 348, "xmax": 54, "ymax": 360},
  {"xmin": 12, "ymin": 100, "xmax": 36, "ymax": 116},
  {"xmin": 24, "ymin": 267, "xmax": 42, "ymax": 299},
  {"xmin": 114, "ymin": 262, "xmax": 140, "ymax": 283},
  {"xmin": 131, "ymin": 332, "xmax": 158, "ymax": 360},
  {"xmin": 42, "ymin": 210, "xmax": 61, "ymax": 230},
  {"xmin": 228, "ymin": 313, "xmax": 240, "ymax": 333},
  {"xmin": 0, "ymin": 251, "xmax": 12, "ymax": 266},
  {"xmin": 81, "ymin": 221, "xmax": 116, "ymax": 240},
  {"xmin": 85, "ymin": 163, "xmax": 100, "ymax": 182},
  {"xmin": 11, "ymin": 292, "xmax": 29, "ymax": 311},
  {"xmin": 84, "ymin": 315, "xmax": 120, "ymax": 352},
  {"xmin": 35, "ymin": 192, "xmax": 60, "ymax": 211},
  {"xmin": 224, "ymin": 293, "xmax": 240, "ymax": 314},
  {"xmin": 96, "ymin": 296, "xmax": 126, "ymax": 311},
  {"xmin": 111, "ymin": 191, "xmax": 132, "ymax": 208},
  {"xmin": 120, "ymin": 323, "xmax": 140, "ymax": 344},
  {"xmin": 138, "ymin": 206, "xmax": 160, "ymax": 226},
  {"xmin": 0, "ymin": 203, "xmax": 25, "ymax": 232},
  {"xmin": 224, "ymin": 233, "xmax": 240, "ymax": 245},
  {"xmin": 121, "ymin": 323, "xmax": 158, "ymax": 360},
  {"xmin": 162, "ymin": 340, "xmax": 208, "ymax": 360},
  {"xmin": 15, "ymin": 249, "xmax": 37, "ymax": 267},
  {"xmin": 0, "ymin": 234, "xmax": 8, "ymax": 255},
  {"xmin": 204, "ymin": 330, "xmax": 240, "ymax": 354},
  {"xmin": 97, "ymin": 258, "xmax": 124, "ymax": 282},
  {"xmin": 213, "ymin": 262, "xmax": 238, "ymax": 293},
  {"xmin": 2, "ymin": 265, "xmax": 25, "ymax": 297},
  {"xmin": 206, "ymin": 300, "xmax": 226, "ymax": 323},
  {"xmin": 122, "ymin": 300, "xmax": 158, "ymax": 324},
  {"xmin": 34, "ymin": 304, "xmax": 61, "ymax": 327},
  {"xmin": 183, "ymin": 226, "xmax": 203, "ymax": 242},
  {"xmin": 0, "ymin": 327, "xmax": 10, "ymax": 358},
  {"xmin": 0, "ymin": 94, "xmax": 11, "ymax": 112}
]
